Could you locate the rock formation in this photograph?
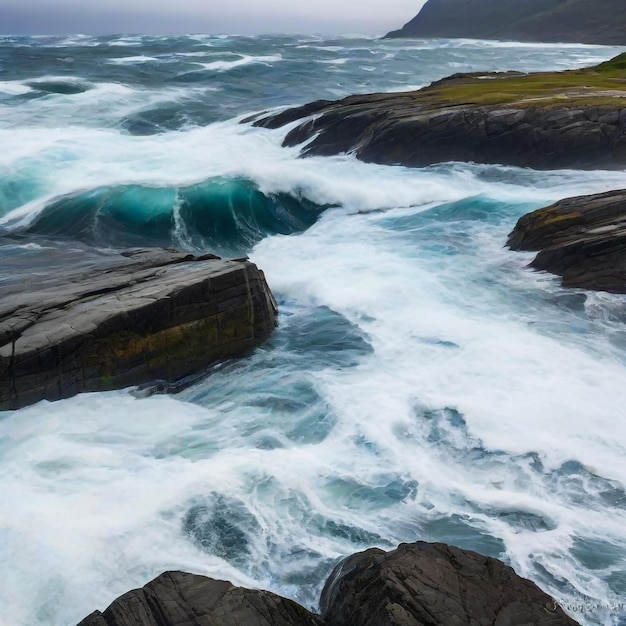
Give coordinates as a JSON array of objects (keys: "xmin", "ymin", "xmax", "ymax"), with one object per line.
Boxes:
[
  {"xmin": 0, "ymin": 246, "xmax": 277, "ymax": 410},
  {"xmin": 77, "ymin": 571, "xmax": 323, "ymax": 626},
  {"xmin": 320, "ymin": 542, "xmax": 579, "ymax": 626},
  {"xmin": 385, "ymin": 0, "xmax": 626, "ymax": 46},
  {"xmin": 508, "ymin": 189, "xmax": 626, "ymax": 293},
  {"xmin": 252, "ymin": 54, "xmax": 626, "ymax": 171},
  {"xmin": 76, "ymin": 542, "xmax": 580, "ymax": 626}
]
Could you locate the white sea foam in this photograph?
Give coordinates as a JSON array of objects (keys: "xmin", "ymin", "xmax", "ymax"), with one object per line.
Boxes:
[
  {"xmin": 431, "ymin": 38, "xmax": 621, "ymax": 50},
  {"xmin": 0, "ymin": 81, "xmax": 201, "ymax": 131},
  {"xmin": 195, "ymin": 54, "xmax": 283, "ymax": 71},
  {"xmin": 316, "ymin": 58, "xmax": 351, "ymax": 65},
  {"xmin": 296, "ymin": 45, "xmax": 347, "ymax": 52},
  {"xmin": 3, "ymin": 159, "xmax": 626, "ymax": 624},
  {"xmin": 2, "ymin": 35, "xmax": 626, "ymax": 626},
  {"xmin": 175, "ymin": 51, "xmax": 212, "ymax": 57},
  {"xmin": 251, "ymin": 180, "xmax": 626, "ymax": 616},
  {"xmin": 1, "ymin": 115, "xmax": 626, "ymax": 230},
  {"xmin": 53, "ymin": 35, "xmax": 101, "ymax": 48},
  {"xmin": 0, "ymin": 81, "xmax": 32, "ymax": 95},
  {"xmin": 108, "ymin": 55, "xmax": 159, "ymax": 65},
  {"xmin": 22, "ymin": 74, "xmax": 86, "ymax": 86},
  {"xmin": 108, "ymin": 37, "xmax": 144, "ymax": 47}
]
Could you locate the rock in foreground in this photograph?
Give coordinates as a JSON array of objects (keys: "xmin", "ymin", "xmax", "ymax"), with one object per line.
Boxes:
[
  {"xmin": 252, "ymin": 54, "xmax": 626, "ymax": 171},
  {"xmin": 78, "ymin": 571, "xmax": 323, "ymax": 626},
  {"xmin": 77, "ymin": 542, "xmax": 579, "ymax": 626},
  {"xmin": 508, "ymin": 189, "xmax": 626, "ymax": 293},
  {"xmin": 320, "ymin": 542, "xmax": 578, "ymax": 625},
  {"xmin": 0, "ymin": 246, "xmax": 277, "ymax": 410}
]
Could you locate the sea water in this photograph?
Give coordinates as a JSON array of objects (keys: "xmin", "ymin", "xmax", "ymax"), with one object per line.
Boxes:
[{"xmin": 1, "ymin": 33, "xmax": 626, "ymax": 626}]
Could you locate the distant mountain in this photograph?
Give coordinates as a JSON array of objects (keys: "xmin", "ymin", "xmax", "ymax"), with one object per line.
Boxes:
[{"xmin": 385, "ymin": 0, "xmax": 626, "ymax": 45}]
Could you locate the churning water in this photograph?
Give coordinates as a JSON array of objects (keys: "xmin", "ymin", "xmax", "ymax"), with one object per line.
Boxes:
[{"xmin": 1, "ymin": 33, "xmax": 626, "ymax": 626}]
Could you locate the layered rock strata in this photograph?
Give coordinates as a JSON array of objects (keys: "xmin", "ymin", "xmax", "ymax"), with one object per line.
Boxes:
[
  {"xmin": 77, "ymin": 542, "xmax": 580, "ymax": 626},
  {"xmin": 0, "ymin": 247, "xmax": 277, "ymax": 410},
  {"xmin": 252, "ymin": 55, "xmax": 626, "ymax": 170},
  {"xmin": 508, "ymin": 189, "xmax": 626, "ymax": 293}
]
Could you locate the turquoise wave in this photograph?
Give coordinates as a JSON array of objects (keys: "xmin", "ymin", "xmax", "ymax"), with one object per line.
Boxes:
[{"xmin": 22, "ymin": 177, "xmax": 333, "ymax": 254}]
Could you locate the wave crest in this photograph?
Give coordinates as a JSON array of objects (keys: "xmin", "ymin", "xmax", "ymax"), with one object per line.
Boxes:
[{"xmin": 21, "ymin": 177, "xmax": 332, "ymax": 254}]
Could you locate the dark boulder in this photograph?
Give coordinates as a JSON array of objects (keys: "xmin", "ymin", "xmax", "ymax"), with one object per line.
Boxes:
[
  {"xmin": 507, "ymin": 189, "xmax": 626, "ymax": 293},
  {"xmin": 0, "ymin": 246, "xmax": 277, "ymax": 410},
  {"xmin": 320, "ymin": 542, "xmax": 579, "ymax": 625},
  {"xmin": 77, "ymin": 571, "xmax": 323, "ymax": 626}
]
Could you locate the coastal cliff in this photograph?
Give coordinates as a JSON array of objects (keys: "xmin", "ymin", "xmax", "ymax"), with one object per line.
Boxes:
[
  {"xmin": 252, "ymin": 53, "xmax": 626, "ymax": 171},
  {"xmin": 385, "ymin": 0, "xmax": 626, "ymax": 45}
]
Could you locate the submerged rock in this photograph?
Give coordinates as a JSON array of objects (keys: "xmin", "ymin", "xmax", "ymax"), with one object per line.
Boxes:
[
  {"xmin": 252, "ymin": 54, "xmax": 626, "ymax": 171},
  {"xmin": 508, "ymin": 189, "xmax": 626, "ymax": 293},
  {"xmin": 0, "ymin": 246, "xmax": 277, "ymax": 410},
  {"xmin": 76, "ymin": 542, "xmax": 579, "ymax": 626}
]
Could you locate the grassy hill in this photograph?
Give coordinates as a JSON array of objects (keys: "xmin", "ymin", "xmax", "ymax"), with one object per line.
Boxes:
[{"xmin": 385, "ymin": 0, "xmax": 626, "ymax": 45}]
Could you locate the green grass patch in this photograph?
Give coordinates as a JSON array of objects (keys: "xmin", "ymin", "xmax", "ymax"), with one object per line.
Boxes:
[
  {"xmin": 595, "ymin": 53, "xmax": 626, "ymax": 72},
  {"xmin": 414, "ymin": 53, "xmax": 626, "ymax": 108}
]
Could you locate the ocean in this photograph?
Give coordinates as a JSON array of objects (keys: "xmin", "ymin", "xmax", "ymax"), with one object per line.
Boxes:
[{"xmin": 1, "ymin": 33, "xmax": 626, "ymax": 626}]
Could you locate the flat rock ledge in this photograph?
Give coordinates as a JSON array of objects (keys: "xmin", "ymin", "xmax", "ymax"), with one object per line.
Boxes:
[
  {"xmin": 508, "ymin": 189, "xmax": 626, "ymax": 293},
  {"xmin": 0, "ymin": 247, "xmax": 277, "ymax": 410},
  {"xmin": 77, "ymin": 542, "xmax": 579, "ymax": 626}
]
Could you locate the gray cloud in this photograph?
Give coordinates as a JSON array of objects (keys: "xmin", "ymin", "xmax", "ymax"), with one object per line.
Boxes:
[{"xmin": 0, "ymin": 1, "xmax": 427, "ymax": 35}]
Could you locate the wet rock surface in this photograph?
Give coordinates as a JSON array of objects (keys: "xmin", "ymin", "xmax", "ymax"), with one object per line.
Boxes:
[
  {"xmin": 253, "ymin": 91, "xmax": 626, "ymax": 170},
  {"xmin": 0, "ymin": 245, "xmax": 277, "ymax": 410},
  {"xmin": 508, "ymin": 189, "xmax": 626, "ymax": 293},
  {"xmin": 76, "ymin": 542, "xmax": 580, "ymax": 626},
  {"xmin": 320, "ymin": 542, "xmax": 579, "ymax": 626},
  {"xmin": 252, "ymin": 52, "xmax": 626, "ymax": 172},
  {"xmin": 77, "ymin": 571, "xmax": 323, "ymax": 626}
]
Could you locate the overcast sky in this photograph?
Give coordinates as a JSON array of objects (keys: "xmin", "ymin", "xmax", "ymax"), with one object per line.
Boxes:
[{"xmin": 0, "ymin": 1, "xmax": 428, "ymax": 35}]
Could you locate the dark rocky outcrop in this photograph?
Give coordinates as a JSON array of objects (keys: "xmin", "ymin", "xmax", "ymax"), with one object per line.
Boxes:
[
  {"xmin": 508, "ymin": 189, "xmax": 626, "ymax": 293},
  {"xmin": 0, "ymin": 246, "xmax": 277, "ymax": 410},
  {"xmin": 252, "ymin": 54, "xmax": 626, "ymax": 171},
  {"xmin": 77, "ymin": 542, "xmax": 580, "ymax": 626},
  {"xmin": 320, "ymin": 542, "xmax": 579, "ymax": 626},
  {"xmin": 77, "ymin": 571, "xmax": 323, "ymax": 626},
  {"xmin": 385, "ymin": 0, "xmax": 626, "ymax": 46}
]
